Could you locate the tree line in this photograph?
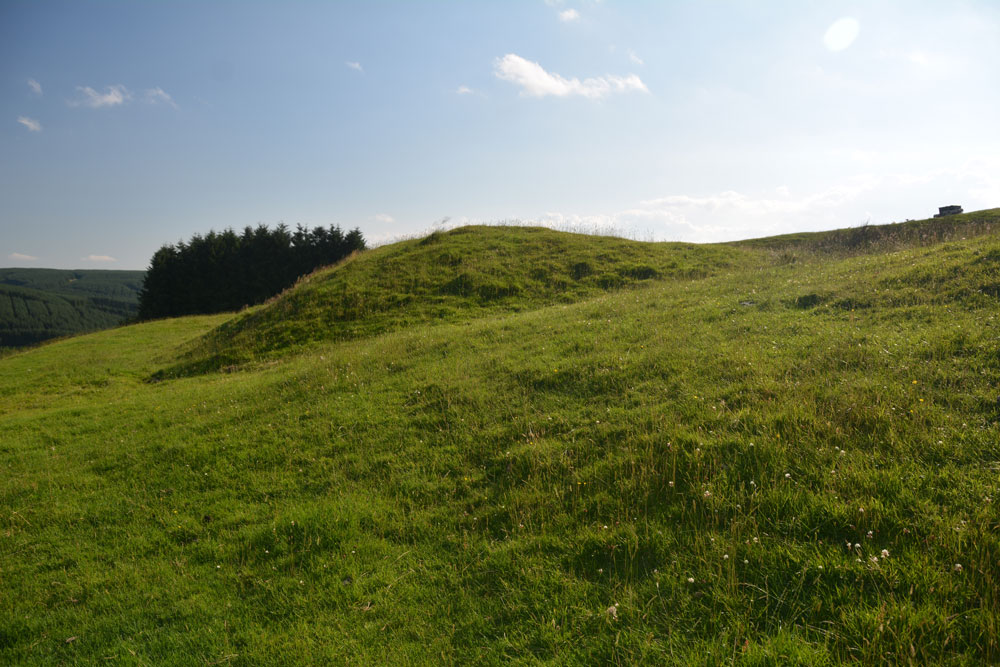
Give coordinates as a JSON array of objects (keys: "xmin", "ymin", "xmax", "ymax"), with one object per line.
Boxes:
[{"xmin": 137, "ymin": 224, "xmax": 365, "ymax": 319}]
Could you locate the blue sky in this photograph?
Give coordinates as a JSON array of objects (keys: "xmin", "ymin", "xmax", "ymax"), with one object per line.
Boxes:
[{"xmin": 2, "ymin": 0, "xmax": 999, "ymax": 269}]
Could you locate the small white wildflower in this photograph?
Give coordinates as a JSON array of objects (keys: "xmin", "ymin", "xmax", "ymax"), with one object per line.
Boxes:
[
  {"xmin": 854, "ymin": 543, "xmax": 861, "ymax": 550},
  {"xmin": 703, "ymin": 490, "xmax": 711, "ymax": 498},
  {"xmin": 668, "ymin": 481, "xmax": 675, "ymax": 487},
  {"xmin": 784, "ymin": 473, "xmax": 791, "ymax": 479},
  {"xmin": 866, "ymin": 530, "xmax": 873, "ymax": 539},
  {"xmin": 870, "ymin": 555, "xmax": 879, "ymax": 563},
  {"xmin": 687, "ymin": 577, "xmax": 695, "ymax": 583},
  {"xmin": 753, "ymin": 537, "xmax": 759, "ymax": 544},
  {"xmin": 723, "ymin": 554, "xmax": 729, "ymax": 560},
  {"xmin": 606, "ymin": 604, "xmax": 618, "ymax": 620},
  {"xmin": 743, "ymin": 559, "xmax": 749, "ymax": 565},
  {"xmin": 881, "ymin": 549, "xmax": 889, "ymax": 559},
  {"xmin": 818, "ymin": 565, "xmax": 824, "ymax": 570},
  {"xmin": 954, "ymin": 564, "xmax": 963, "ymax": 572}
]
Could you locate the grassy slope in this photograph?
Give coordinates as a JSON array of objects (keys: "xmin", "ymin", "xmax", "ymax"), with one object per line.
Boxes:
[
  {"xmin": 160, "ymin": 225, "xmax": 745, "ymax": 376},
  {"xmin": 0, "ymin": 268, "xmax": 144, "ymax": 348},
  {"xmin": 2, "ymin": 220, "xmax": 1000, "ymax": 664}
]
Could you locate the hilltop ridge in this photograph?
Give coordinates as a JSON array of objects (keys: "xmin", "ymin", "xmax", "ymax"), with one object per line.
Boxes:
[
  {"xmin": 158, "ymin": 209, "xmax": 1000, "ymax": 378},
  {"xmin": 157, "ymin": 225, "xmax": 747, "ymax": 376}
]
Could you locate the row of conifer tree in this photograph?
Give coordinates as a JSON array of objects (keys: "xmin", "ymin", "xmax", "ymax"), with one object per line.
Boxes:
[{"xmin": 137, "ymin": 224, "xmax": 365, "ymax": 319}]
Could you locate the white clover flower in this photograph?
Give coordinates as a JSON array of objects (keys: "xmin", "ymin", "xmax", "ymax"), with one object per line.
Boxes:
[
  {"xmin": 954, "ymin": 564, "xmax": 963, "ymax": 572},
  {"xmin": 687, "ymin": 577, "xmax": 695, "ymax": 583},
  {"xmin": 723, "ymin": 554, "xmax": 729, "ymax": 560},
  {"xmin": 785, "ymin": 473, "xmax": 791, "ymax": 479},
  {"xmin": 881, "ymin": 549, "xmax": 889, "ymax": 559}
]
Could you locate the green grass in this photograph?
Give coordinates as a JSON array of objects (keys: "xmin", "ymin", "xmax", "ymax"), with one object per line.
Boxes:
[{"xmin": 2, "ymin": 214, "xmax": 1000, "ymax": 664}]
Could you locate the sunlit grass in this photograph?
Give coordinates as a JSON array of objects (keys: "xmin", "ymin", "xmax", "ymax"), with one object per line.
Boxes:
[{"xmin": 2, "ymin": 219, "xmax": 999, "ymax": 664}]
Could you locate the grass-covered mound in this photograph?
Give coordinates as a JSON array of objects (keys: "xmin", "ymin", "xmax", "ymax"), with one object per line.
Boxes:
[
  {"xmin": 158, "ymin": 225, "xmax": 747, "ymax": 377},
  {"xmin": 2, "ymin": 221, "xmax": 1000, "ymax": 663}
]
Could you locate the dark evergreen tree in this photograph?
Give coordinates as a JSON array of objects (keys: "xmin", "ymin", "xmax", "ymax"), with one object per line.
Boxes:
[{"xmin": 137, "ymin": 223, "xmax": 365, "ymax": 319}]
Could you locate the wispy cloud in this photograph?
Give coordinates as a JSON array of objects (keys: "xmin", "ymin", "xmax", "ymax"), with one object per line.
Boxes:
[
  {"xmin": 558, "ymin": 9, "xmax": 580, "ymax": 22},
  {"xmin": 373, "ymin": 213, "xmax": 395, "ymax": 223},
  {"xmin": 68, "ymin": 84, "xmax": 176, "ymax": 110},
  {"xmin": 346, "ymin": 61, "xmax": 363, "ymax": 72},
  {"xmin": 536, "ymin": 166, "xmax": 1000, "ymax": 243},
  {"xmin": 82, "ymin": 254, "xmax": 117, "ymax": 263},
  {"xmin": 70, "ymin": 84, "xmax": 131, "ymax": 108},
  {"xmin": 494, "ymin": 53, "xmax": 648, "ymax": 99},
  {"xmin": 9, "ymin": 252, "xmax": 38, "ymax": 261},
  {"xmin": 143, "ymin": 87, "xmax": 178, "ymax": 108},
  {"xmin": 27, "ymin": 78, "xmax": 42, "ymax": 95},
  {"xmin": 456, "ymin": 85, "xmax": 474, "ymax": 95},
  {"xmin": 17, "ymin": 116, "xmax": 42, "ymax": 132},
  {"xmin": 627, "ymin": 49, "xmax": 644, "ymax": 65}
]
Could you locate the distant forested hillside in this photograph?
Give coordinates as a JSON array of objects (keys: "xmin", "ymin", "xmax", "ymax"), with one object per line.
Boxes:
[{"xmin": 0, "ymin": 268, "xmax": 144, "ymax": 348}]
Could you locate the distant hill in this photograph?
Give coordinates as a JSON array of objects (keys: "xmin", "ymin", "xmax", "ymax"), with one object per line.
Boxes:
[{"xmin": 0, "ymin": 268, "xmax": 144, "ymax": 348}]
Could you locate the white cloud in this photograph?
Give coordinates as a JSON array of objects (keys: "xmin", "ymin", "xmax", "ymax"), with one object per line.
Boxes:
[
  {"xmin": 534, "ymin": 166, "xmax": 1000, "ymax": 243},
  {"xmin": 824, "ymin": 17, "xmax": 860, "ymax": 52},
  {"xmin": 494, "ymin": 53, "xmax": 648, "ymax": 99},
  {"xmin": 456, "ymin": 85, "xmax": 474, "ymax": 95},
  {"xmin": 9, "ymin": 252, "xmax": 38, "ymax": 261},
  {"xmin": 143, "ymin": 87, "xmax": 177, "ymax": 108},
  {"xmin": 558, "ymin": 9, "xmax": 580, "ymax": 22},
  {"xmin": 71, "ymin": 84, "xmax": 131, "ymax": 108},
  {"xmin": 17, "ymin": 116, "xmax": 42, "ymax": 132},
  {"xmin": 373, "ymin": 213, "xmax": 395, "ymax": 223},
  {"xmin": 27, "ymin": 78, "xmax": 42, "ymax": 95},
  {"xmin": 627, "ymin": 49, "xmax": 644, "ymax": 66},
  {"xmin": 346, "ymin": 61, "xmax": 363, "ymax": 72},
  {"xmin": 82, "ymin": 255, "xmax": 117, "ymax": 263}
]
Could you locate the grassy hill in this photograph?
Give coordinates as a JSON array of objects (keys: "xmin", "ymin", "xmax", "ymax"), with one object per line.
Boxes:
[
  {"xmin": 2, "ymin": 211, "xmax": 1000, "ymax": 664},
  {"xmin": 0, "ymin": 268, "xmax": 144, "ymax": 349},
  {"xmin": 158, "ymin": 225, "xmax": 747, "ymax": 377}
]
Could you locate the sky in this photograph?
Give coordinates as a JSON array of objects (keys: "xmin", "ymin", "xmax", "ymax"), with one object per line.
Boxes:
[{"xmin": 2, "ymin": 0, "xmax": 999, "ymax": 270}]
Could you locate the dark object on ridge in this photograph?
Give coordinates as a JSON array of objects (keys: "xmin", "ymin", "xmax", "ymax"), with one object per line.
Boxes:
[{"xmin": 935, "ymin": 205, "xmax": 963, "ymax": 217}]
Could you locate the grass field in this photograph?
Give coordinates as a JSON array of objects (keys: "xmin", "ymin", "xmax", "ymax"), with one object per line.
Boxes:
[{"xmin": 2, "ymin": 212, "xmax": 999, "ymax": 664}]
